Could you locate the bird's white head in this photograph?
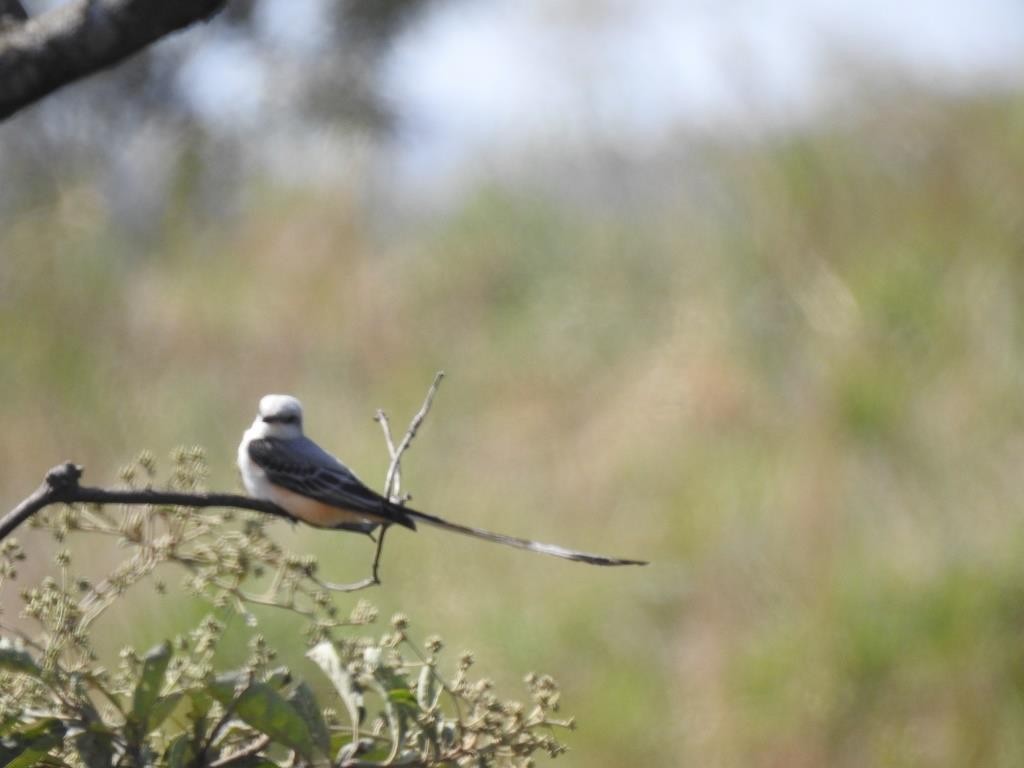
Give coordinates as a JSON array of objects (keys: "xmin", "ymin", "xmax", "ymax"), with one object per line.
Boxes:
[{"xmin": 251, "ymin": 394, "xmax": 304, "ymax": 439}]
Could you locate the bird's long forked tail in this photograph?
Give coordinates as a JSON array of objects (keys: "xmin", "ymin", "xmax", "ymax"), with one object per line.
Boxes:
[{"xmin": 400, "ymin": 505, "xmax": 648, "ymax": 566}]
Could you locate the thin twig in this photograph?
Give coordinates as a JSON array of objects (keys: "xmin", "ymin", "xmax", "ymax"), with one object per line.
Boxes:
[
  {"xmin": 381, "ymin": 371, "xmax": 445, "ymax": 501},
  {"xmin": 370, "ymin": 372, "xmax": 445, "ymax": 584},
  {"xmin": 370, "ymin": 409, "xmax": 399, "ymax": 585},
  {"xmin": 375, "ymin": 409, "xmax": 399, "ymax": 488},
  {"xmin": 312, "ymin": 574, "xmax": 378, "ymax": 593},
  {"xmin": 209, "ymin": 733, "xmax": 272, "ymax": 767},
  {"xmin": 0, "ymin": 621, "xmax": 47, "ymax": 655}
]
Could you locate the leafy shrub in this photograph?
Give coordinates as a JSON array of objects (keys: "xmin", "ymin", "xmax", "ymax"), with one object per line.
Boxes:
[{"xmin": 0, "ymin": 450, "xmax": 573, "ymax": 767}]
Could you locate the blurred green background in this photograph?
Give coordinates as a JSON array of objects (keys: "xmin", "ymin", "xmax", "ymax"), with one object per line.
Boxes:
[{"xmin": 4, "ymin": 1, "xmax": 1024, "ymax": 766}]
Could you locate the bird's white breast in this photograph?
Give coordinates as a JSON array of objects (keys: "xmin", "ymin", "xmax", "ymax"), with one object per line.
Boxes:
[{"xmin": 237, "ymin": 423, "xmax": 273, "ymax": 499}]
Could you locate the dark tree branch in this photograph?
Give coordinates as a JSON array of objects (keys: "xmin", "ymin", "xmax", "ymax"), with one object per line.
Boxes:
[
  {"xmin": 0, "ymin": 0, "xmax": 227, "ymax": 120},
  {"xmin": 0, "ymin": 0, "xmax": 27, "ymax": 27},
  {"xmin": 0, "ymin": 461, "xmax": 294, "ymax": 542}
]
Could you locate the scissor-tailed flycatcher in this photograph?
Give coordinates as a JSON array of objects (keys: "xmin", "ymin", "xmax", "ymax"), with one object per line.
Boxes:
[{"xmin": 238, "ymin": 394, "xmax": 646, "ymax": 566}]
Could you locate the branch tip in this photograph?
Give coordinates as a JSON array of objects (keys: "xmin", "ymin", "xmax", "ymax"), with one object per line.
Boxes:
[{"xmin": 46, "ymin": 462, "xmax": 83, "ymax": 490}]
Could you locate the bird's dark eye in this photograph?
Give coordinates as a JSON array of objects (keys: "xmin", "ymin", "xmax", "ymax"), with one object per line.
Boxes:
[{"xmin": 263, "ymin": 413, "xmax": 299, "ymax": 424}]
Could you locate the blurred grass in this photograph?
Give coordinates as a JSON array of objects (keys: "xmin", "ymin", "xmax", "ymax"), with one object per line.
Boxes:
[{"xmin": 4, "ymin": 88, "xmax": 1024, "ymax": 766}]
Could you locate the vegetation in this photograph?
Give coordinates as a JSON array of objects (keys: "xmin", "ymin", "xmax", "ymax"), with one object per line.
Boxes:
[{"xmin": 0, "ymin": 452, "xmax": 573, "ymax": 766}]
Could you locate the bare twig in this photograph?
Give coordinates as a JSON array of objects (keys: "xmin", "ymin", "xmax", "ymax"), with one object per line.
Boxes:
[
  {"xmin": 312, "ymin": 573, "xmax": 378, "ymax": 594},
  {"xmin": 368, "ymin": 411, "xmax": 397, "ymax": 582},
  {"xmin": 374, "ymin": 409, "xmax": 399, "ymax": 489},
  {"xmin": 370, "ymin": 537, "xmax": 391, "ymax": 586},
  {"xmin": 0, "ymin": 462, "xmax": 293, "ymax": 543},
  {"xmin": 370, "ymin": 371, "xmax": 446, "ymax": 583},
  {"xmin": 0, "ymin": 0, "xmax": 226, "ymax": 120},
  {"xmin": 378, "ymin": 371, "xmax": 445, "ymax": 501},
  {"xmin": 209, "ymin": 733, "xmax": 272, "ymax": 767}
]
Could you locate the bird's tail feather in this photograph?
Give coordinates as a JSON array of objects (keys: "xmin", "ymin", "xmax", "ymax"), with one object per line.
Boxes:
[{"xmin": 396, "ymin": 505, "xmax": 647, "ymax": 566}]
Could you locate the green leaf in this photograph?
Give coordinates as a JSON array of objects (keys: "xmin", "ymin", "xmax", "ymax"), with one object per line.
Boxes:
[
  {"xmin": 131, "ymin": 641, "xmax": 172, "ymax": 728},
  {"xmin": 372, "ymin": 665, "xmax": 406, "ymax": 693},
  {"xmin": 5, "ymin": 756, "xmax": 70, "ymax": 768},
  {"xmin": 6, "ymin": 718, "xmax": 64, "ymax": 743},
  {"xmin": 264, "ymin": 667, "xmax": 291, "ymax": 689},
  {"xmin": 186, "ymin": 688, "xmax": 213, "ymax": 720},
  {"xmin": 329, "ymin": 731, "xmax": 354, "ymax": 757},
  {"xmin": 335, "ymin": 736, "xmax": 381, "ymax": 764},
  {"xmin": 389, "ymin": 687, "xmax": 419, "ymax": 713},
  {"xmin": 366, "ymin": 675, "xmax": 400, "ymax": 752},
  {"xmin": 208, "ymin": 668, "xmax": 288, "ymax": 697},
  {"xmin": 342, "ymin": 740, "xmax": 390, "ymax": 764},
  {"xmin": 146, "ymin": 692, "xmax": 182, "ymax": 734},
  {"xmin": 306, "ymin": 642, "xmax": 364, "ymax": 730},
  {"xmin": 73, "ymin": 726, "xmax": 114, "ymax": 768},
  {"xmin": 416, "ymin": 664, "xmax": 440, "ymax": 712},
  {"xmin": 207, "ymin": 670, "xmax": 247, "ymax": 701},
  {"xmin": 208, "ymin": 679, "xmax": 315, "ymax": 762},
  {"xmin": 389, "ymin": 688, "xmax": 419, "ymax": 753},
  {"xmin": 0, "ymin": 718, "xmax": 66, "ymax": 768},
  {"xmin": 164, "ymin": 734, "xmax": 194, "ymax": 768},
  {"xmin": 0, "ymin": 644, "xmax": 42, "ymax": 679},
  {"xmin": 286, "ymin": 682, "xmax": 330, "ymax": 757}
]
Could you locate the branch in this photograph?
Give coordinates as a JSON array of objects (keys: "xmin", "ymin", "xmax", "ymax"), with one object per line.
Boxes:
[
  {"xmin": 367, "ymin": 371, "xmax": 446, "ymax": 582},
  {"xmin": 209, "ymin": 734, "xmax": 272, "ymax": 767},
  {"xmin": 0, "ymin": 462, "xmax": 294, "ymax": 542},
  {"xmin": 0, "ymin": 0, "xmax": 27, "ymax": 27},
  {"xmin": 0, "ymin": 0, "xmax": 227, "ymax": 120},
  {"xmin": 377, "ymin": 370, "xmax": 445, "ymax": 502}
]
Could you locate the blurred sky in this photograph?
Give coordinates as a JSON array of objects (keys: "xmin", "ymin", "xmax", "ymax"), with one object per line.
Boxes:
[
  {"xmin": 172, "ymin": 0, "xmax": 1024, "ymax": 192},
  {"xmin": 18, "ymin": 0, "xmax": 1024, "ymax": 205},
  {"xmin": 383, "ymin": 0, "xmax": 1024, "ymax": 184}
]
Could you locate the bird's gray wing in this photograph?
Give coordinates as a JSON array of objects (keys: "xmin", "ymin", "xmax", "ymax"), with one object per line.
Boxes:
[
  {"xmin": 249, "ymin": 438, "xmax": 646, "ymax": 566},
  {"xmin": 247, "ymin": 437, "xmax": 415, "ymax": 530}
]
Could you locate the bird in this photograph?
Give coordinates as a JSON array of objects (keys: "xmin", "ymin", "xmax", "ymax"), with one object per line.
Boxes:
[{"xmin": 237, "ymin": 394, "xmax": 647, "ymax": 566}]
